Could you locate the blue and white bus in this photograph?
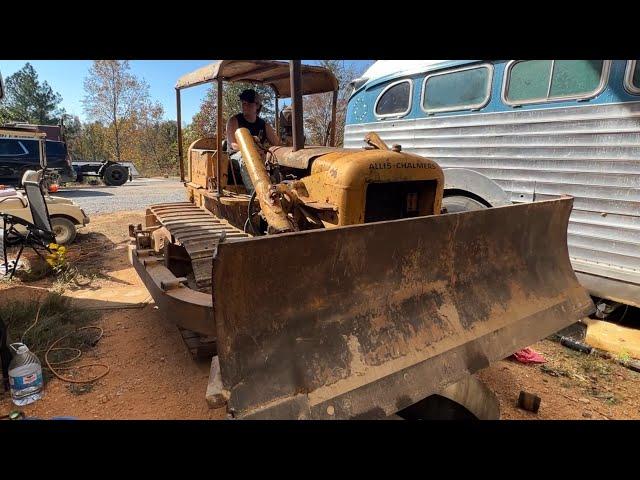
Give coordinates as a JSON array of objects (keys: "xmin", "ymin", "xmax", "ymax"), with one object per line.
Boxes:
[{"xmin": 344, "ymin": 60, "xmax": 640, "ymax": 310}]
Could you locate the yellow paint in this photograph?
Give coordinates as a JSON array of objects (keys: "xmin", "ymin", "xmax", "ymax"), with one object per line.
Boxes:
[
  {"xmin": 187, "ymin": 135, "xmax": 230, "ymax": 190},
  {"xmin": 185, "ymin": 134, "xmax": 445, "ymax": 228},
  {"xmin": 584, "ymin": 318, "xmax": 640, "ymax": 359},
  {"xmin": 236, "ymin": 128, "xmax": 292, "ymax": 233},
  {"xmin": 301, "ymin": 149, "xmax": 444, "ymax": 227}
]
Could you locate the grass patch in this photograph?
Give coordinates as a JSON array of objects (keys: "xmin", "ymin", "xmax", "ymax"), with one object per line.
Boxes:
[
  {"xmin": 579, "ymin": 355, "xmax": 612, "ymax": 377},
  {"xmin": 0, "ymin": 293, "xmax": 101, "ymax": 383},
  {"xmin": 586, "ymin": 386, "xmax": 619, "ymax": 405},
  {"xmin": 617, "ymin": 351, "xmax": 632, "ymax": 363},
  {"xmin": 50, "ymin": 266, "xmax": 97, "ymax": 294},
  {"xmin": 541, "ymin": 364, "xmax": 572, "ymax": 378}
]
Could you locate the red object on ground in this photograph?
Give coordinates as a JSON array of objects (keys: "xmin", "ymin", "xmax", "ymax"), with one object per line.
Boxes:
[
  {"xmin": 48, "ymin": 184, "xmax": 59, "ymax": 193},
  {"xmin": 511, "ymin": 347, "xmax": 546, "ymax": 364}
]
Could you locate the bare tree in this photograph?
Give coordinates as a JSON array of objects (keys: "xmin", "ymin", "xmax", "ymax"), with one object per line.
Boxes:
[
  {"xmin": 132, "ymin": 101, "xmax": 178, "ymax": 175},
  {"xmin": 80, "ymin": 122, "xmax": 109, "ymax": 162},
  {"xmin": 304, "ymin": 60, "xmax": 371, "ymax": 146},
  {"xmin": 82, "ymin": 60, "xmax": 151, "ymax": 162}
]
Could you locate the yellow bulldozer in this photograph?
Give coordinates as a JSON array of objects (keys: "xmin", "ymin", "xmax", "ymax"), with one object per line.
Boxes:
[{"xmin": 129, "ymin": 60, "xmax": 594, "ymax": 419}]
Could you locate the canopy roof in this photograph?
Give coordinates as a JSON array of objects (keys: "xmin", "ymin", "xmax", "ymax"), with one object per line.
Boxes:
[{"xmin": 175, "ymin": 60, "xmax": 339, "ymax": 98}]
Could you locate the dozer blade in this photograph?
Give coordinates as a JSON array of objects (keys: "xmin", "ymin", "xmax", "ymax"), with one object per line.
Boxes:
[{"xmin": 212, "ymin": 197, "xmax": 594, "ymax": 419}]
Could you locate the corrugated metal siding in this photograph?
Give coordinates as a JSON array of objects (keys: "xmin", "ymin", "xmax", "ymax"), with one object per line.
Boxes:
[{"xmin": 344, "ymin": 102, "xmax": 640, "ymax": 285}]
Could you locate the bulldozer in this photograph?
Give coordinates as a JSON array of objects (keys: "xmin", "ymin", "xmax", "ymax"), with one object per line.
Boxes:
[{"xmin": 129, "ymin": 60, "xmax": 594, "ymax": 419}]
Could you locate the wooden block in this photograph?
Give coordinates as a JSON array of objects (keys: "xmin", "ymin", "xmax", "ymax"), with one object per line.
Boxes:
[
  {"xmin": 206, "ymin": 356, "xmax": 229, "ymax": 409},
  {"xmin": 65, "ymin": 286, "xmax": 151, "ymax": 310},
  {"xmin": 583, "ymin": 318, "xmax": 640, "ymax": 359},
  {"xmin": 517, "ymin": 391, "xmax": 541, "ymax": 413}
]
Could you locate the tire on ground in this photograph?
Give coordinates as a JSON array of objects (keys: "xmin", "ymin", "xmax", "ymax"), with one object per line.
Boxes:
[
  {"xmin": 102, "ymin": 164, "xmax": 128, "ymax": 186},
  {"xmin": 50, "ymin": 217, "xmax": 77, "ymax": 245}
]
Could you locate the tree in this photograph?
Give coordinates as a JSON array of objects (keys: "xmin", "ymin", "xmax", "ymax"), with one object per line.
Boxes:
[
  {"xmin": 180, "ymin": 122, "xmax": 199, "ymax": 172},
  {"xmin": 61, "ymin": 114, "xmax": 83, "ymax": 159},
  {"xmin": 191, "ymin": 86, "xmax": 217, "ymax": 138},
  {"xmin": 303, "ymin": 60, "xmax": 372, "ymax": 146},
  {"xmin": 0, "ymin": 63, "xmax": 65, "ymax": 124},
  {"xmin": 69, "ymin": 121, "xmax": 109, "ymax": 162},
  {"xmin": 82, "ymin": 60, "xmax": 152, "ymax": 162},
  {"xmin": 80, "ymin": 62, "xmax": 179, "ymax": 175},
  {"xmin": 130, "ymin": 102, "xmax": 178, "ymax": 176}
]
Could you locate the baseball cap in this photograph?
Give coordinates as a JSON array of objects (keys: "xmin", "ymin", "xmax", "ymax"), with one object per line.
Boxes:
[{"xmin": 239, "ymin": 89, "xmax": 261, "ymax": 105}]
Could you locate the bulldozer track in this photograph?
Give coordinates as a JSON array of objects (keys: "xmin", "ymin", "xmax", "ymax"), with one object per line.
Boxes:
[
  {"xmin": 149, "ymin": 202, "xmax": 250, "ymax": 288},
  {"xmin": 178, "ymin": 326, "xmax": 217, "ymax": 359}
]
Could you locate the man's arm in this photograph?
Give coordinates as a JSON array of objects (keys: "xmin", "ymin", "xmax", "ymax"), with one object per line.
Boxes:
[
  {"xmin": 265, "ymin": 123, "xmax": 281, "ymax": 147},
  {"xmin": 226, "ymin": 116, "xmax": 240, "ymax": 151}
]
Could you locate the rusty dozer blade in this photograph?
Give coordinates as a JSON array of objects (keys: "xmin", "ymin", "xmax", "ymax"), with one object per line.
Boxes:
[{"xmin": 212, "ymin": 197, "xmax": 594, "ymax": 419}]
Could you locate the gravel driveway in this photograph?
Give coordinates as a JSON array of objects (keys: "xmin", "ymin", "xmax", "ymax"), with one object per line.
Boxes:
[{"xmin": 56, "ymin": 178, "xmax": 186, "ymax": 215}]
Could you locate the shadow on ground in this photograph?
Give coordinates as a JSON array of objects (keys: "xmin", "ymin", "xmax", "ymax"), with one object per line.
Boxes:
[{"xmin": 55, "ymin": 189, "xmax": 115, "ymax": 198}]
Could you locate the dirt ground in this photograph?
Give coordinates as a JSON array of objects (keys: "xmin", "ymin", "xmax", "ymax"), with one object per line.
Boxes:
[
  {"xmin": 1, "ymin": 210, "xmax": 639, "ymax": 420},
  {"xmin": 0, "ymin": 211, "xmax": 226, "ymax": 420},
  {"xmin": 479, "ymin": 340, "xmax": 640, "ymax": 420}
]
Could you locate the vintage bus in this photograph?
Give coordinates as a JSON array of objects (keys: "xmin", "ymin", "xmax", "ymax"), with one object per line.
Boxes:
[{"xmin": 344, "ymin": 60, "xmax": 640, "ymax": 311}]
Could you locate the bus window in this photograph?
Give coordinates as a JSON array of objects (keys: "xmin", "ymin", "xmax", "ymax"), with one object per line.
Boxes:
[
  {"xmin": 421, "ymin": 65, "xmax": 492, "ymax": 114},
  {"xmin": 374, "ymin": 80, "xmax": 412, "ymax": 118},
  {"xmin": 505, "ymin": 61, "xmax": 551, "ymax": 102},
  {"xmin": 504, "ymin": 60, "xmax": 609, "ymax": 105},
  {"xmin": 624, "ymin": 60, "xmax": 640, "ymax": 94}
]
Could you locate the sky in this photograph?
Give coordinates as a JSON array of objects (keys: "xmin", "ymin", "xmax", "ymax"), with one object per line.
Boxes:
[{"xmin": 0, "ymin": 60, "xmax": 374, "ymax": 125}]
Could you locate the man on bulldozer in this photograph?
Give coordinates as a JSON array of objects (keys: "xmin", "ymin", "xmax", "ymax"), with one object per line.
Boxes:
[
  {"xmin": 129, "ymin": 60, "xmax": 594, "ymax": 420},
  {"xmin": 226, "ymin": 88, "xmax": 280, "ymax": 150},
  {"xmin": 226, "ymin": 89, "xmax": 280, "ymax": 193}
]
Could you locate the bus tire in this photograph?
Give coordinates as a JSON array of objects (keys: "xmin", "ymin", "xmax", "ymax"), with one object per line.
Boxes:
[{"xmin": 441, "ymin": 193, "xmax": 489, "ymax": 214}]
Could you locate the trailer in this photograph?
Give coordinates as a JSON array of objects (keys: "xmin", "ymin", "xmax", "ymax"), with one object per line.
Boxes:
[{"xmin": 73, "ymin": 160, "xmax": 133, "ymax": 186}]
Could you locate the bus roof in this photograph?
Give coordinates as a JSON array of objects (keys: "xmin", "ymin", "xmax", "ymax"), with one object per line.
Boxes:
[{"xmin": 351, "ymin": 60, "xmax": 480, "ymax": 93}]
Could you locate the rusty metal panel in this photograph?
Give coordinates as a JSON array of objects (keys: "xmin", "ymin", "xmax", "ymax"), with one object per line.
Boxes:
[
  {"xmin": 269, "ymin": 145, "xmax": 359, "ymax": 170},
  {"xmin": 162, "ymin": 219, "xmax": 220, "ymax": 227},
  {"xmin": 212, "ymin": 197, "xmax": 593, "ymax": 419},
  {"xmin": 189, "ymin": 149, "xmax": 214, "ymax": 189},
  {"xmin": 175, "ymin": 60, "xmax": 338, "ymax": 97},
  {"xmin": 129, "ymin": 247, "xmax": 215, "ymax": 335},
  {"xmin": 155, "ymin": 213, "xmax": 212, "ymax": 220}
]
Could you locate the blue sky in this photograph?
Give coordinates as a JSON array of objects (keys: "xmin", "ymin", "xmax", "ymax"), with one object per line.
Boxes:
[{"xmin": 0, "ymin": 60, "xmax": 374, "ymax": 124}]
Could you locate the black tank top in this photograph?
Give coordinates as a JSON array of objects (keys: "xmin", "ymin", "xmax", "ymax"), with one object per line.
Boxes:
[{"xmin": 235, "ymin": 114, "xmax": 267, "ymax": 144}]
